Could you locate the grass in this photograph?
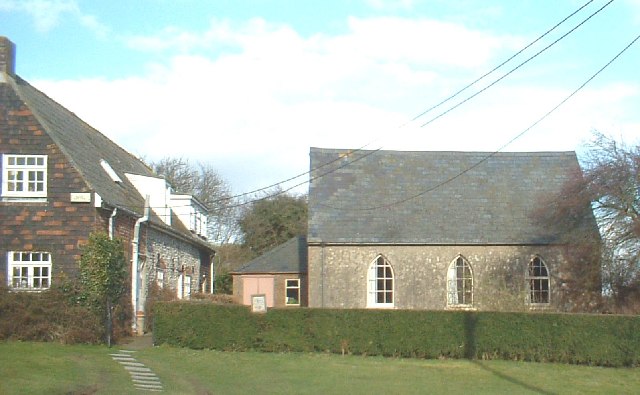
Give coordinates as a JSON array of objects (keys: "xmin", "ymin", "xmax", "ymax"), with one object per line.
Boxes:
[{"xmin": 1, "ymin": 342, "xmax": 639, "ymax": 394}]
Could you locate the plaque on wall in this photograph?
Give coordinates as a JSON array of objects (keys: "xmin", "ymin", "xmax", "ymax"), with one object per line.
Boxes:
[{"xmin": 70, "ymin": 192, "xmax": 91, "ymax": 203}]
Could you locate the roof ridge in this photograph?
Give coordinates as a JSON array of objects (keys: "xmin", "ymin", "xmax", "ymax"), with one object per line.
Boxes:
[
  {"xmin": 310, "ymin": 147, "xmax": 576, "ymax": 155},
  {"xmin": 9, "ymin": 74, "xmax": 152, "ymax": 179}
]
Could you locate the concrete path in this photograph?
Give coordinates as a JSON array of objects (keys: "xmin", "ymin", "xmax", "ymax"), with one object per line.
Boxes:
[{"xmin": 110, "ymin": 349, "xmax": 163, "ymax": 392}]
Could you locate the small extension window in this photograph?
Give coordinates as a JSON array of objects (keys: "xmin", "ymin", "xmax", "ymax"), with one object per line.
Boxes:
[{"xmin": 285, "ymin": 279, "xmax": 300, "ymax": 306}]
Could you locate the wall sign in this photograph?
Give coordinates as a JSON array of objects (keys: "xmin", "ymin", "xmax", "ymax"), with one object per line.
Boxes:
[
  {"xmin": 70, "ymin": 192, "xmax": 91, "ymax": 203},
  {"xmin": 251, "ymin": 294, "xmax": 267, "ymax": 313}
]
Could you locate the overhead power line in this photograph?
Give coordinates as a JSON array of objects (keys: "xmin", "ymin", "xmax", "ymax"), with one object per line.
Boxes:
[
  {"xmin": 317, "ymin": 30, "xmax": 640, "ymax": 211},
  {"xmin": 212, "ymin": 142, "xmax": 377, "ymax": 203},
  {"xmin": 205, "ymin": 0, "xmax": 601, "ymax": 209},
  {"xmin": 418, "ymin": 0, "xmax": 615, "ymax": 128},
  {"xmin": 409, "ymin": 0, "xmax": 596, "ymax": 123},
  {"xmin": 210, "ymin": 148, "xmax": 384, "ymax": 211}
]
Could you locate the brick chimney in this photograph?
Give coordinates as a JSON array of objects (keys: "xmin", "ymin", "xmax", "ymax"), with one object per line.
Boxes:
[{"xmin": 0, "ymin": 36, "xmax": 16, "ymax": 80}]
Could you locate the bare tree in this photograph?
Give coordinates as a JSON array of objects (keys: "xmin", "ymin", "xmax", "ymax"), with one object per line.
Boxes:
[
  {"xmin": 150, "ymin": 157, "xmax": 198, "ymax": 195},
  {"xmin": 582, "ymin": 133, "xmax": 640, "ymax": 307},
  {"xmin": 535, "ymin": 132, "xmax": 640, "ymax": 311}
]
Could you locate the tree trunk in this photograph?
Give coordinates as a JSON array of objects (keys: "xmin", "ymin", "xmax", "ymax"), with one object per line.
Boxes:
[{"xmin": 106, "ymin": 299, "xmax": 113, "ymax": 347}]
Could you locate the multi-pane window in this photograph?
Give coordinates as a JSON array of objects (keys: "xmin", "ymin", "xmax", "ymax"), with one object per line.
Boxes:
[
  {"xmin": 367, "ymin": 255, "xmax": 394, "ymax": 308},
  {"xmin": 2, "ymin": 155, "xmax": 47, "ymax": 198},
  {"xmin": 190, "ymin": 210, "xmax": 207, "ymax": 237},
  {"xmin": 447, "ymin": 256, "xmax": 473, "ymax": 306},
  {"xmin": 285, "ymin": 279, "xmax": 300, "ymax": 305},
  {"xmin": 8, "ymin": 251, "xmax": 52, "ymax": 290},
  {"xmin": 527, "ymin": 256, "xmax": 550, "ymax": 304}
]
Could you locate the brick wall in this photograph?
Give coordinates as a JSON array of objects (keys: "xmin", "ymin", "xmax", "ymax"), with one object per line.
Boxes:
[
  {"xmin": 0, "ymin": 37, "xmax": 15, "ymax": 76},
  {"xmin": 0, "ymin": 83, "xmax": 101, "ymax": 282},
  {"xmin": 308, "ymin": 244, "xmax": 572, "ymax": 311},
  {"xmin": 233, "ymin": 273, "xmax": 308, "ymax": 308}
]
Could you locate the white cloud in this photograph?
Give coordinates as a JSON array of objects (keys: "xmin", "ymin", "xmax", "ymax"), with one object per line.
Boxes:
[
  {"xmin": 0, "ymin": 0, "xmax": 108, "ymax": 35},
  {"xmin": 33, "ymin": 15, "xmax": 640, "ymax": 194},
  {"xmin": 625, "ymin": 0, "xmax": 640, "ymax": 24}
]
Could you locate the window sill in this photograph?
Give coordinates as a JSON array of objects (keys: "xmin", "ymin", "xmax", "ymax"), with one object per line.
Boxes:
[
  {"xmin": 528, "ymin": 303, "xmax": 551, "ymax": 310},
  {"xmin": 1, "ymin": 197, "xmax": 48, "ymax": 204},
  {"xmin": 366, "ymin": 304, "xmax": 395, "ymax": 309},
  {"xmin": 9, "ymin": 288, "xmax": 49, "ymax": 293},
  {"xmin": 446, "ymin": 305, "xmax": 476, "ymax": 311}
]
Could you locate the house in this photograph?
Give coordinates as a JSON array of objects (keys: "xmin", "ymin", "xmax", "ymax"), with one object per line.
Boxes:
[
  {"xmin": 305, "ymin": 147, "xmax": 599, "ymax": 311},
  {"xmin": 231, "ymin": 236, "xmax": 308, "ymax": 308},
  {"xmin": 0, "ymin": 37, "xmax": 215, "ymax": 334}
]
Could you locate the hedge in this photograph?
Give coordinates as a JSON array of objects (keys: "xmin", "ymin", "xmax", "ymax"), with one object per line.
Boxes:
[{"xmin": 153, "ymin": 302, "xmax": 640, "ymax": 367}]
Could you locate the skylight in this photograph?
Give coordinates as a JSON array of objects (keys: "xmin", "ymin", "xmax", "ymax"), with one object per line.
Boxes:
[{"xmin": 100, "ymin": 159, "xmax": 122, "ymax": 183}]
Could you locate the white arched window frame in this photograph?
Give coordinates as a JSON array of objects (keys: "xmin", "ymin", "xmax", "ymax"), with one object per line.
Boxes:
[
  {"xmin": 447, "ymin": 256, "xmax": 473, "ymax": 307},
  {"xmin": 367, "ymin": 255, "xmax": 394, "ymax": 308},
  {"xmin": 527, "ymin": 256, "xmax": 550, "ymax": 304}
]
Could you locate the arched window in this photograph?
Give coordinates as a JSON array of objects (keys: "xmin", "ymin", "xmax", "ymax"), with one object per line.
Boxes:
[
  {"xmin": 447, "ymin": 256, "xmax": 473, "ymax": 306},
  {"xmin": 367, "ymin": 255, "xmax": 394, "ymax": 308},
  {"xmin": 527, "ymin": 256, "xmax": 550, "ymax": 304}
]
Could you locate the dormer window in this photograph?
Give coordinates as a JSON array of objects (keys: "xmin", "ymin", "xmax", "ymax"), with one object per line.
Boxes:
[
  {"xmin": 169, "ymin": 193, "xmax": 208, "ymax": 238},
  {"xmin": 100, "ymin": 159, "xmax": 122, "ymax": 183},
  {"xmin": 1, "ymin": 154, "xmax": 47, "ymax": 198}
]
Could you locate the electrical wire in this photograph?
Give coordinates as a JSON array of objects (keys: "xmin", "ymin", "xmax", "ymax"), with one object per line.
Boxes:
[
  {"xmin": 316, "ymin": 30, "xmax": 640, "ymax": 211},
  {"xmin": 409, "ymin": 0, "xmax": 595, "ymax": 123},
  {"xmin": 419, "ymin": 0, "xmax": 615, "ymax": 128},
  {"xmin": 212, "ymin": 142, "xmax": 376, "ymax": 203},
  {"xmin": 203, "ymin": 0, "xmax": 601, "ymax": 207},
  {"xmin": 147, "ymin": 0, "xmax": 614, "ymax": 212}
]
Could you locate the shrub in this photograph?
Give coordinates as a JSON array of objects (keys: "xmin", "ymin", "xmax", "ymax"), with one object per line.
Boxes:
[
  {"xmin": 0, "ymin": 281, "xmax": 102, "ymax": 344},
  {"xmin": 144, "ymin": 283, "xmax": 177, "ymax": 333},
  {"xmin": 153, "ymin": 302, "xmax": 260, "ymax": 350},
  {"xmin": 154, "ymin": 303, "xmax": 640, "ymax": 367}
]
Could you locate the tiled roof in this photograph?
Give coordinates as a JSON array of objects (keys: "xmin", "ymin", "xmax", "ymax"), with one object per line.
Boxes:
[
  {"xmin": 8, "ymin": 75, "xmax": 151, "ymax": 214},
  {"xmin": 4, "ymin": 71, "xmax": 213, "ymax": 251},
  {"xmin": 232, "ymin": 236, "xmax": 308, "ymax": 274},
  {"xmin": 308, "ymin": 148, "xmax": 586, "ymax": 245}
]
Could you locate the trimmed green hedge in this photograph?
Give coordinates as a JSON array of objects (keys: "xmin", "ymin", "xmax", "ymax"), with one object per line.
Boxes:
[{"xmin": 153, "ymin": 302, "xmax": 640, "ymax": 367}]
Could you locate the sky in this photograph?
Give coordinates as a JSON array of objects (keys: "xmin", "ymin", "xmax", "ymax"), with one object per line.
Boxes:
[{"xmin": 1, "ymin": 0, "xmax": 639, "ymax": 196}]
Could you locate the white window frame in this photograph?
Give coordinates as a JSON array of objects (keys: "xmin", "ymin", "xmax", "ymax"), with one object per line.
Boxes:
[
  {"xmin": 527, "ymin": 256, "xmax": 550, "ymax": 305},
  {"xmin": 7, "ymin": 251, "xmax": 52, "ymax": 290},
  {"xmin": 367, "ymin": 255, "xmax": 394, "ymax": 308},
  {"xmin": 2, "ymin": 154, "xmax": 47, "ymax": 198},
  {"xmin": 184, "ymin": 275, "xmax": 192, "ymax": 298},
  {"xmin": 156, "ymin": 270, "xmax": 164, "ymax": 289},
  {"xmin": 285, "ymin": 278, "xmax": 300, "ymax": 306},
  {"xmin": 447, "ymin": 256, "xmax": 473, "ymax": 307}
]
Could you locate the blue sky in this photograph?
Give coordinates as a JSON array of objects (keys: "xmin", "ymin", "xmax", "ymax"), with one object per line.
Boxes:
[{"xmin": 1, "ymin": 0, "xmax": 639, "ymax": 194}]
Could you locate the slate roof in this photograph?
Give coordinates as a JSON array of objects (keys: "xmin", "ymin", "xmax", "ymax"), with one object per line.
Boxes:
[
  {"xmin": 6, "ymin": 74, "xmax": 153, "ymax": 215},
  {"xmin": 2, "ymin": 51, "xmax": 212, "ymax": 251},
  {"xmin": 232, "ymin": 236, "xmax": 308, "ymax": 274},
  {"xmin": 308, "ymin": 148, "xmax": 586, "ymax": 245}
]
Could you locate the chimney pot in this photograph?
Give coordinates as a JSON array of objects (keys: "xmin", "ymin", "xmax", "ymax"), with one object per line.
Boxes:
[{"xmin": 0, "ymin": 36, "xmax": 16, "ymax": 78}]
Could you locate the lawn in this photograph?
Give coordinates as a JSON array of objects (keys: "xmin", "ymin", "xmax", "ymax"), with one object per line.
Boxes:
[{"xmin": 1, "ymin": 342, "xmax": 639, "ymax": 394}]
